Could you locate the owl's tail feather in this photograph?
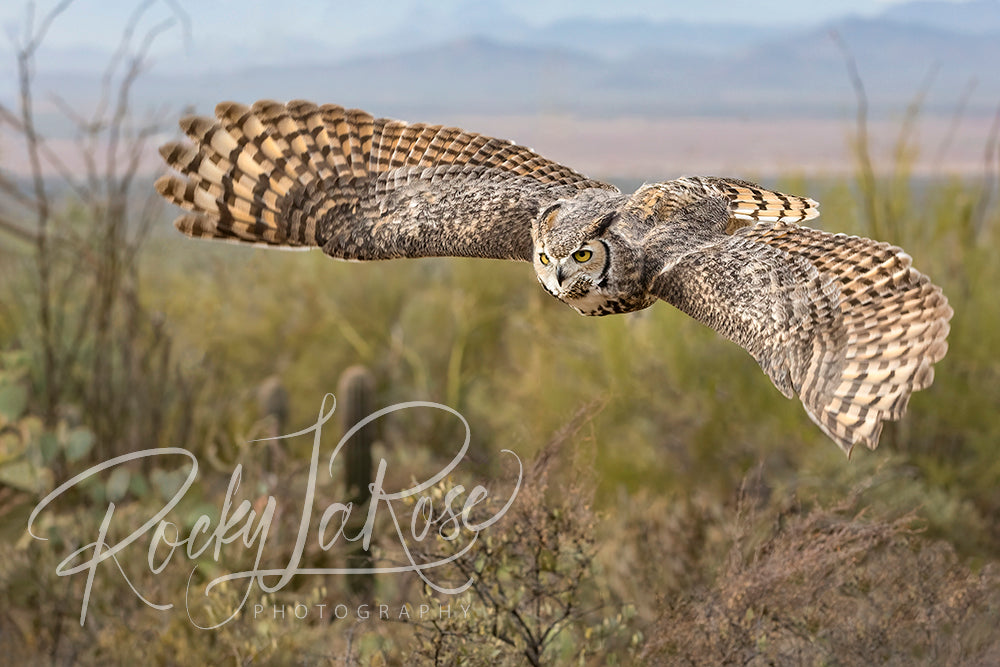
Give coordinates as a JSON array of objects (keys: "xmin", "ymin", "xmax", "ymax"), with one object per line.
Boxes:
[{"xmin": 770, "ymin": 227, "xmax": 952, "ymax": 454}]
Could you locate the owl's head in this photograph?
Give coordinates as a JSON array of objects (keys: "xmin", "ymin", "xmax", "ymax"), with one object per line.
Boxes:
[{"xmin": 530, "ymin": 193, "xmax": 629, "ymax": 313}]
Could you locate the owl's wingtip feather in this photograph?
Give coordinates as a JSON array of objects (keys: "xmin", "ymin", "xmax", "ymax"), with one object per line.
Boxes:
[
  {"xmin": 213, "ymin": 100, "xmax": 245, "ymax": 117},
  {"xmin": 726, "ymin": 221, "xmax": 951, "ymax": 454}
]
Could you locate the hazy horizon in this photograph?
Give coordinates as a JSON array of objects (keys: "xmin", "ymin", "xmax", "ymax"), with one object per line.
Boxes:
[
  {"xmin": 0, "ymin": 0, "xmax": 987, "ymax": 73},
  {"xmin": 1, "ymin": 0, "xmax": 997, "ymax": 178}
]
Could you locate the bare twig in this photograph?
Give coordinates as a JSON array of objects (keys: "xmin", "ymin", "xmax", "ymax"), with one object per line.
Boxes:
[
  {"xmin": 830, "ymin": 29, "xmax": 880, "ymax": 238},
  {"xmin": 16, "ymin": 0, "xmax": 75, "ymax": 427},
  {"xmin": 885, "ymin": 64, "xmax": 937, "ymax": 240},
  {"xmin": 3, "ymin": 0, "xmax": 187, "ymax": 464},
  {"xmin": 972, "ymin": 103, "xmax": 1000, "ymax": 240},
  {"xmin": 933, "ymin": 78, "xmax": 977, "ymax": 167},
  {"xmin": 0, "ymin": 213, "xmax": 39, "ymax": 243}
]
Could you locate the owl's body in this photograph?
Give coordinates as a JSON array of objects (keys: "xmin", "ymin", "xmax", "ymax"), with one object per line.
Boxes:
[{"xmin": 157, "ymin": 100, "xmax": 952, "ymax": 455}]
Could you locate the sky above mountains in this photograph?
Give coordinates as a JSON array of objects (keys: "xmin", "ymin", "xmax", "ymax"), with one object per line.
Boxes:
[
  {"xmin": 0, "ymin": 0, "xmax": 996, "ymax": 122},
  {"xmin": 0, "ymin": 0, "xmax": 923, "ymax": 44},
  {"xmin": 0, "ymin": 0, "xmax": 978, "ymax": 72},
  {"xmin": 0, "ymin": 0, "xmax": 995, "ymax": 177}
]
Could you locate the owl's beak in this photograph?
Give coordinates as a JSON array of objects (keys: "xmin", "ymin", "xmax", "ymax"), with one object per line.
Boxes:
[{"xmin": 556, "ymin": 265, "xmax": 566, "ymax": 286}]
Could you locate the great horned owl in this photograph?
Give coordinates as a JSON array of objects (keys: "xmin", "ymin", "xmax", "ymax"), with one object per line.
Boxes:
[{"xmin": 156, "ymin": 100, "xmax": 952, "ymax": 455}]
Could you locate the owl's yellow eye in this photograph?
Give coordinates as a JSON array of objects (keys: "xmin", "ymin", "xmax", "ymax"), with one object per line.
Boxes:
[
  {"xmin": 572, "ymin": 249, "xmax": 593, "ymax": 263},
  {"xmin": 538, "ymin": 252, "xmax": 550, "ymax": 265}
]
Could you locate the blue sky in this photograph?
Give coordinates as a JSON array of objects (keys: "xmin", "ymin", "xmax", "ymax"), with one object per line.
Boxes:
[
  {"xmin": 0, "ymin": 0, "xmax": 936, "ymax": 67},
  {"xmin": 0, "ymin": 0, "xmax": 991, "ymax": 177}
]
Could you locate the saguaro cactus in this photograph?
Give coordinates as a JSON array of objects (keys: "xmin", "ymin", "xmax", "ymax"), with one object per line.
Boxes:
[
  {"xmin": 256, "ymin": 375, "xmax": 289, "ymax": 469},
  {"xmin": 336, "ymin": 365, "xmax": 376, "ymax": 602}
]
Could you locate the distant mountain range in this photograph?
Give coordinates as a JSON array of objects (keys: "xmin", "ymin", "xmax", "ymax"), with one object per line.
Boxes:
[{"xmin": 6, "ymin": 1, "xmax": 1000, "ymax": 130}]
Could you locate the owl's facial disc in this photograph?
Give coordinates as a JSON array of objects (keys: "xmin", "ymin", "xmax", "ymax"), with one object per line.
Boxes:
[{"xmin": 534, "ymin": 240, "xmax": 608, "ymax": 301}]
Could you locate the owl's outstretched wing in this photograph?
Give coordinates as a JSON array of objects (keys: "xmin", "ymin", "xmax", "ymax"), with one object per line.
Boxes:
[
  {"xmin": 156, "ymin": 100, "xmax": 615, "ymax": 261},
  {"xmin": 648, "ymin": 197, "xmax": 951, "ymax": 454}
]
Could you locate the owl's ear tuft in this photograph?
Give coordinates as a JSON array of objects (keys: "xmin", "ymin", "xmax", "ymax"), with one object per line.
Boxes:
[
  {"xmin": 585, "ymin": 211, "xmax": 618, "ymax": 238},
  {"xmin": 540, "ymin": 202, "xmax": 562, "ymax": 231}
]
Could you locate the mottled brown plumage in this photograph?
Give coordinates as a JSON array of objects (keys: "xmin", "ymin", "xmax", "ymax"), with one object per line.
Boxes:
[{"xmin": 156, "ymin": 99, "xmax": 952, "ymax": 455}]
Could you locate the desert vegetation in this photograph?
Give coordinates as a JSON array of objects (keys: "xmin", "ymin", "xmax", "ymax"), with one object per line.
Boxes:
[{"xmin": 1, "ymin": 3, "xmax": 999, "ymax": 665}]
